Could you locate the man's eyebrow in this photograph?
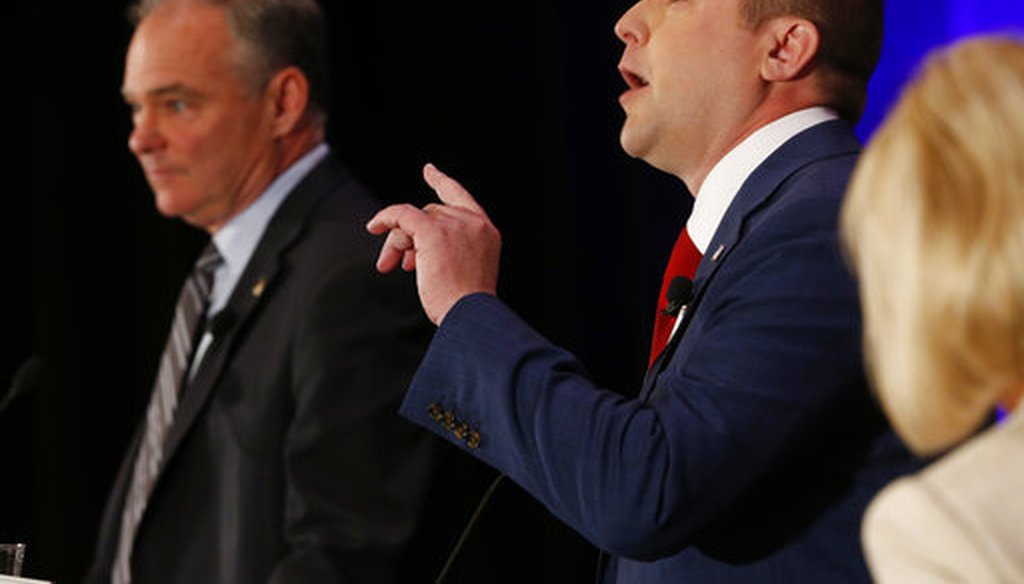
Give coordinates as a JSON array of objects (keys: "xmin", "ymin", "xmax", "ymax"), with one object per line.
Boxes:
[{"xmin": 122, "ymin": 83, "xmax": 204, "ymax": 101}]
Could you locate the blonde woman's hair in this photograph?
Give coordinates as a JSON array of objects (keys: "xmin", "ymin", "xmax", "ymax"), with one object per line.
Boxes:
[{"xmin": 841, "ymin": 35, "xmax": 1024, "ymax": 455}]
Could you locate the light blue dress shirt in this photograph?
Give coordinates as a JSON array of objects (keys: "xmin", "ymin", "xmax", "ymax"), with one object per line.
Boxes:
[{"xmin": 189, "ymin": 143, "xmax": 330, "ymax": 376}]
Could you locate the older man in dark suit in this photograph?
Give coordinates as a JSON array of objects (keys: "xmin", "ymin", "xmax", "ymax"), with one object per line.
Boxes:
[{"xmin": 85, "ymin": 1, "xmax": 435, "ymax": 582}]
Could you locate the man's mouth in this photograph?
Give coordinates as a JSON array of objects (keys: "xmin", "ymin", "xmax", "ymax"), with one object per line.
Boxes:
[
  {"xmin": 142, "ymin": 162, "xmax": 183, "ymax": 178},
  {"xmin": 620, "ymin": 67, "xmax": 649, "ymax": 91}
]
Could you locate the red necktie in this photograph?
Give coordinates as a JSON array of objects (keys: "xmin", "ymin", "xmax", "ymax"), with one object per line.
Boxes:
[{"xmin": 649, "ymin": 228, "xmax": 702, "ymax": 366}]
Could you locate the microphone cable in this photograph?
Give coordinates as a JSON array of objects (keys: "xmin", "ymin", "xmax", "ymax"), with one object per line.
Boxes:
[
  {"xmin": 433, "ymin": 473, "xmax": 507, "ymax": 584},
  {"xmin": 0, "ymin": 357, "xmax": 42, "ymax": 417}
]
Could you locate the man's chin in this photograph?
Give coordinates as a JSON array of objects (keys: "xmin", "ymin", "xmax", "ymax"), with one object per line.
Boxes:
[
  {"xmin": 152, "ymin": 191, "xmax": 193, "ymax": 220},
  {"xmin": 618, "ymin": 129, "xmax": 648, "ymax": 160}
]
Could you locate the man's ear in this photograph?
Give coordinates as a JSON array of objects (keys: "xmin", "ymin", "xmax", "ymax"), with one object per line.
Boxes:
[
  {"xmin": 760, "ymin": 18, "xmax": 821, "ymax": 82},
  {"xmin": 266, "ymin": 66, "xmax": 311, "ymax": 137}
]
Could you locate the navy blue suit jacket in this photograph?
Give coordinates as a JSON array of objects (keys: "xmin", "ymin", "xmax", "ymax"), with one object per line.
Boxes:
[{"xmin": 400, "ymin": 121, "xmax": 919, "ymax": 583}]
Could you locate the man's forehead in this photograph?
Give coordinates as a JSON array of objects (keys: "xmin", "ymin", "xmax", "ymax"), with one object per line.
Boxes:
[
  {"xmin": 127, "ymin": 0, "xmax": 234, "ymax": 67},
  {"xmin": 122, "ymin": 16, "xmax": 235, "ymax": 99}
]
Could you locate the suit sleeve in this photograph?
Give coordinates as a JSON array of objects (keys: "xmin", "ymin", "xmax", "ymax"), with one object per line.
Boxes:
[
  {"xmin": 272, "ymin": 263, "xmax": 435, "ymax": 583},
  {"xmin": 400, "ymin": 189, "xmax": 868, "ymax": 560}
]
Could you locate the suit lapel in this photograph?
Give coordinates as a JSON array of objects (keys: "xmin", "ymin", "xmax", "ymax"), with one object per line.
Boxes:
[
  {"xmin": 641, "ymin": 121, "xmax": 860, "ymax": 398},
  {"xmin": 159, "ymin": 154, "xmax": 354, "ymax": 481}
]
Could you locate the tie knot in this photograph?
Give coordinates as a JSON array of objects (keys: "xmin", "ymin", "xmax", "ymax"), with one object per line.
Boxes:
[
  {"xmin": 191, "ymin": 243, "xmax": 223, "ymax": 300},
  {"xmin": 194, "ymin": 243, "xmax": 223, "ymax": 276}
]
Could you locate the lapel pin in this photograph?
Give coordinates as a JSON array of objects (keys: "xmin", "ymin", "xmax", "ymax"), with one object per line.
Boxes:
[
  {"xmin": 252, "ymin": 277, "xmax": 267, "ymax": 298},
  {"xmin": 712, "ymin": 244, "xmax": 726, "ymax": 262}
]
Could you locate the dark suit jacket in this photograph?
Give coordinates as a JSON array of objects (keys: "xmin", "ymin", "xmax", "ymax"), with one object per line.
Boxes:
[
  {"xmin": 399, "ymin": 121, "xmax": 921, "ymax": 583},
  {"xmin": 86, "ymin": 154, "xmax": 436, "ymax": 584}
]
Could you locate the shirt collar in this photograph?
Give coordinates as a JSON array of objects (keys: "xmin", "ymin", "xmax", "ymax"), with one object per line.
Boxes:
[
  {"xmin": 686, "ymin": 107, "xmax": 838, "ymax": 254},
  {"xmin": 205, "ymin": 143, "xmax": 329, "ymax": 316},
  {"xmin": 211, "ymin": 143, "xmax": 330, "ymax": 279}
]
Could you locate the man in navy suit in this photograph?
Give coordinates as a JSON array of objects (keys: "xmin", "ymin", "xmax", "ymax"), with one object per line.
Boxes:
[{"xmin": 368, "ymin": 0, "xmax": 919, "ymax": 581}]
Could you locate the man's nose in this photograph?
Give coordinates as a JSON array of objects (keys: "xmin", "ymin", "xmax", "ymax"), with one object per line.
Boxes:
[
  {"xmin": 614, "ymin": 2, "xmax": 648, "ymax": 46},
  {"xmin": 128, "ymin": 110, "xmax": 166, "ymax": 156}
]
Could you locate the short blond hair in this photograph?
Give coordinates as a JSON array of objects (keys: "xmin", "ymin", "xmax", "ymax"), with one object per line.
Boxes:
[{"xmin": 841, "ymin": 36, "xmax": 1024, "ymax": 455}]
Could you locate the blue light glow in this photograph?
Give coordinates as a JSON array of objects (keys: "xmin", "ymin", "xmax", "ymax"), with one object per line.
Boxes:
[
  {"xmin": 856, "ymin": 0, "xmax": 1024, "ymax": 140},
  {"xmin": 856, "ymin": 1, "xmax": 1024, "ymax": 427}
]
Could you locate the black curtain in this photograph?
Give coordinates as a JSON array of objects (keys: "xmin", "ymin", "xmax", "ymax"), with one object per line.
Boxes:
[{"xmin": 2, "ymin": 1, "xmax": 691, "ymax": 582}]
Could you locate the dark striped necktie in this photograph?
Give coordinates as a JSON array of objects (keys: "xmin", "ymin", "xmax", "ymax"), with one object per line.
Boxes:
[{"xmin": 112, "ymin": 243, "xmax": 222, "ymax": 584}]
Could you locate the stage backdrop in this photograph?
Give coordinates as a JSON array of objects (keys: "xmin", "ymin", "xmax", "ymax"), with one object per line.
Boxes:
[{"xmin": 1, "ymin": 2, "xmax": 1022, "ymax": 583}]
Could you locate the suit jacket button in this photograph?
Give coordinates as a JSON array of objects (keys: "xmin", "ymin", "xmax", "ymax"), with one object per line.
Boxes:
[
  {"xmin": 466, "ymin": 431, "xmax": 481, "ymax": 450},
  {"xmin": 453, "ymin": 422, "xmax": 470, "ymax": 441},
  {"xmin": 427, "ymin": 403, "xmax": 444, "ymax": 422},
  {"xmin": 442, "ymin": 411, "xmax": 457, "ymax": 431}
]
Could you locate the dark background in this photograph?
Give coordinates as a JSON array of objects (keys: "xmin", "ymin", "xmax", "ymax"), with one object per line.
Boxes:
[
  {"xmin": 5, "ymin": 1, "xmax": 1024, "ymax": 582},
  {"xmin": 1, "ymin": 1, "xmax": 684, "ymax": 582}
]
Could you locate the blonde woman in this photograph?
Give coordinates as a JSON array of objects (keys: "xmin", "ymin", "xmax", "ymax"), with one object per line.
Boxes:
[{"xmin": 842, "ymin": 36, "xmax": 1024, "ymax": 582}]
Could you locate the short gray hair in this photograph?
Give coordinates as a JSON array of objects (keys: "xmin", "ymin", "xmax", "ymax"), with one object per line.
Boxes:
[{"xmin": 130, "ymin": 0, "xmax": 329, "ymax": 121}]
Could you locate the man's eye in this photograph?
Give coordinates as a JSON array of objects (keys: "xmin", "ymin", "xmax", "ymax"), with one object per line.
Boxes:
[{"xmin": 167, "ymin": 99, "xmax": 188, "ymax": 113}]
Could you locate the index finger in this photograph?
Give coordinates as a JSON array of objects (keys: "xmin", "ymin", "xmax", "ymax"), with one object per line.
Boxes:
[
  {"xmin": 423, "ymin": 163, "xmax": 486, "ymax": 214},
  {"xmin": 366, "ymin": 203, "xmax": 428, "ymax": 236}
]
